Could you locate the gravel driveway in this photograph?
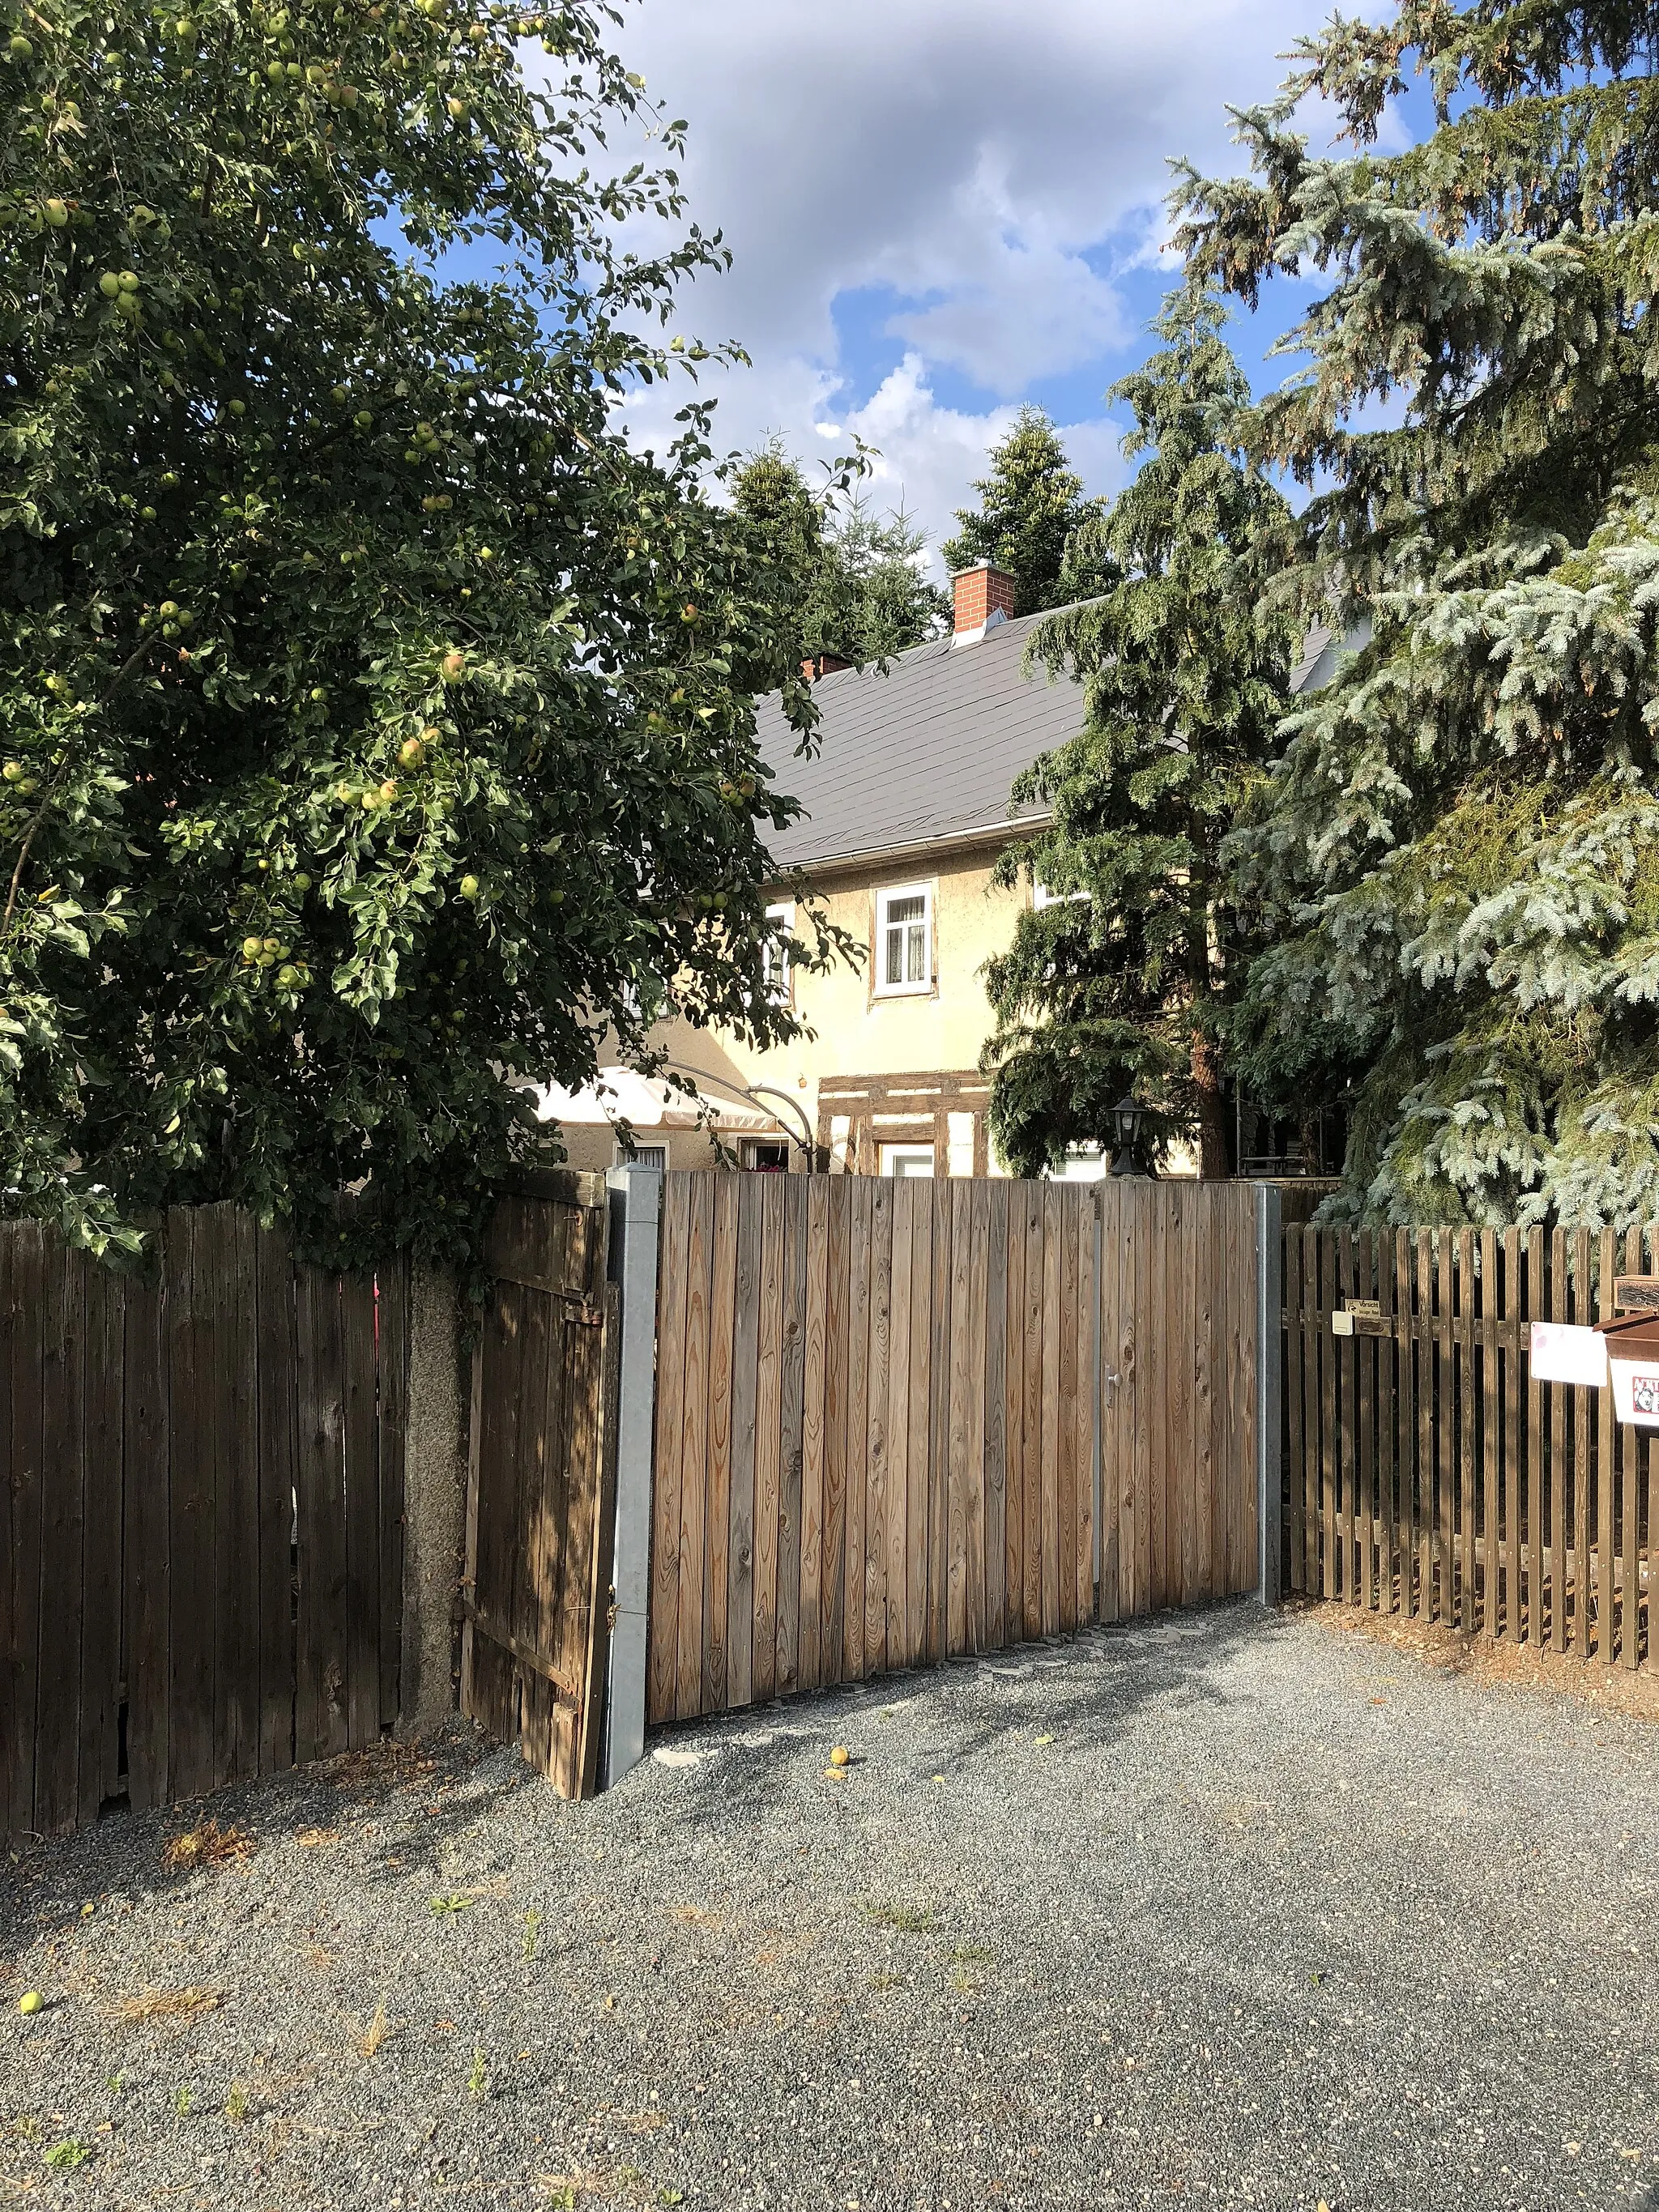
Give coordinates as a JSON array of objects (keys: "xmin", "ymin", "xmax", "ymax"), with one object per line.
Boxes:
[{"xmin": 4, "ymin": 1599, "xmax": 1659, "ymax": 2212}]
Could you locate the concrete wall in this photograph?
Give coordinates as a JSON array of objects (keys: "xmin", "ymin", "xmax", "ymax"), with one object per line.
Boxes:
[{"xmin": 398, "ymin": 1266, "xmax": 469, "ymax": 1737}]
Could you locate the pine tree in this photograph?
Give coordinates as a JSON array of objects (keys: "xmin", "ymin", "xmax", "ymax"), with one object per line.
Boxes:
[
  {"xmin": 1174, "ymin": 0, "xmax": 1659, "ymax": 1227},
  {"xmin": 983, "ymin": 295, "xmax": 1298, "ymax": 1180},
  {"xmin": 942, "ymin": 407, "xmax": 1107, "ymax": 615},
  {"xmin": 731, "ymin": 446, "xmax": 947, "ymax": 667}
]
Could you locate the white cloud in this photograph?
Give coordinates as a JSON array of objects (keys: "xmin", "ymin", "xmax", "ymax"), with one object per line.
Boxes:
[{"xmin": 594, "ymin": 0, "xmax": 1331, "ymax": 556}]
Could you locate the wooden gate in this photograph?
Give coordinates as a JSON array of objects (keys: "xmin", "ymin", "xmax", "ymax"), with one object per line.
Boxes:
[
  {"xmin": 646, "ymin": 1172, "xmax": 1265, "ymax": 1728},
  {"xmin": 461, "ymin": 1175, "xmax": 621, "ymax": 1799},
  {"xmin": 2, "ymin": 1208, "xmax": 408, "ymax": 1850}
]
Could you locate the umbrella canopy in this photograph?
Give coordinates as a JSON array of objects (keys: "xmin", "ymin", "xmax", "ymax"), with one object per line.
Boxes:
[{"xmin": 530, "ymin": 1064, "xmax": 776, "ymax": 1133}]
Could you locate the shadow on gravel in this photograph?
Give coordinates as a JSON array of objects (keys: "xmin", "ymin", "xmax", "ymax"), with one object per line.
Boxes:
[
  {"xmin": 641, "ymin": 1596, "xmax": 1289, "ymax": 1818},
  {"xmin": 0, "ymin": 1723, "xmax": 519, "ymax": 1936}
]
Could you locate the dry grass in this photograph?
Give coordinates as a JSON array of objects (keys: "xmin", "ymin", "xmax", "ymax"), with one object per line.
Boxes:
[
  {"xmin": 1309, "ymin": 1600, "xmax": 1659, "ymax": 1722},
  {"xmin": 358, "ymin": 2003, "xmax": 390, "ymax": 2059},
  {"xmin": 294, "ymin": 1827, "xmax": 337, "ymax": 1848},
  {"xmin": 100, "ymin": 1987, "xmax": 223, "ymax": 2026},
  {"xmin": 162, "ymin": 1820, "xmax": 254, "ymax": 1873},
  {"xmin": 328, "ymin": 1738, "xmax": 437, "ymax": 1792}
]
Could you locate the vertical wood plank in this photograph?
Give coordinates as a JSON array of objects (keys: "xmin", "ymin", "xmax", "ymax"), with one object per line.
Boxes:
[
  {"xmin": 906, "ymin": 1180, "xmax": 934, "ymax": 1665},
  {"xmin": 1356, "ymin": 1230, "xmax": 1375, "ymax": 1612},
  {"xmin": 1193, "ymin": 1191, "xmax": 1218, "ymax": 1603},
  {"xmin": 946, "ymin": 1183, "xmax": 973, "ymax": 1654},
  {"xmin": 1520, "ymin": 1229, "xmax": 1541, "ymax": 1651},
  {"xmin": 1074, "ymin": 1183, "xmax": 1098, "ymax": 1625},
  {"xmin": 883, "ymin": 1178, "xmax": 914, "ymax": 1674},
  {"xmin": 1000, "ymin": 1181, "xmax": 1026, "ymax": 1638},
  {"xmin": 1499, "ymin": 1228, "xmax": 1520, "ymax": 1647},
  {"xmin": 1455, "ymin": 1227, "xmax": 1474, "ymax": 1632},
  {"xmin": 751, "ymin": 1176, "xmax": 786, "ymax": 1705},
  {"xmin": 1479, "ymin": 1229, "xmax": 1499, "ymax": 1639},
  {"xmin": 376, "ymin": 1256, "xmax": 410, "ymax": 1733},
  {"xmin": 341, "ymin": 1261, "xmax": 380, "ymax": 1752},
  {"xmin": 1548, "ymin": 1228, "xmax": 1567, "ymax": 1653},
  {"xmin": 1622, "ymin": 1223, "xmax": 1643, "ymax": 1669},
  {"xmin": 1375, "ymin": 1228, "xmax": 1397, "ymax": 1614},
  {"xmin": 1284, "ymin": 1230, "xmax": 1304, "ymax": 1595},
  {"xmin": 703, "ymin": 1174, "xmax": 739, "ymax": 1715},
  {"xmin": 863, "ymin": 1180, "xmax": 893, "ymax": 1675},
  {"xmin": 820, "ymin": 1179, "xmax": 851, "ymax": 1687},
  {"xmin": 1096, "ymin": 1188, "xmax": 1122, "ymax": 1623},
  {"xmin": 983, "ymin": 1183, "xmax": 1009, "ymax": 1646},
  {"xmin": 0, "ymin": 1234, "xmax": 16, "ymax": 1835},
  {"xmin": 254, "ymin": 1228, "xmax": 296, "ymax": 1772},
  {"xmin": 726, "ymin": 1176, "xmax": 761, "ymax": 1711},
  {"xmin": 1319, "ymin": 1232, "xmax": 1337, "ymax": 1604},
  {"xmin": 79, "ymin": 1258, "xmax": 125, "ymax": 1827},
  {"xmin": 843, "ymin": 1178, "xmax": 872, "ymax": 1682},
  {"xmin": 167, "ymin": 1210, "xmax": 218, "ymax": 1796},
  {"xmin": 1057, "ymin": 1189, "xmax": 1081, "ymax": 1631},
  {"xmin": 35, "ymin": 1242, "xmax": 85, "ymax": 1835},
  {"xmin": 1336, "ymin": 1227, "xmax": 1355, "ymax": 1605},
  {"xmin": 123, "ymin": 1243, "xmax": 168, "ymax": 1813},
  {"xmin": 927, "ymin": 1182, "xmax": 954, "ymax": 1660},
  {"xmin": 1040, "ymin": 1187, "xmax": 1064, "ymax": 1634},
  {"xmin": 295, "ymin": 1255, "xmax": 350, "ymax": 1766},
  {"xmin": 1573, "ymin": 1227, "xmax": 1593, "ymax": 1658},
  {"xmin": 1021, "ymin": 1184, "xmax": 1044, "ymax": 1639},
  {"xmin": 647, "ymin": 1175, "xmax": 689, "ymax": 1725},
  {"xmin": 796, "ymin": 1178, "xmax": 829, "ymax": 1693},
  {"xmin": 1597, "ymin": 1227, "xmax": 1616, "ymax": 1661},
  {"xmin": 675, "ymin": 1174, "xmax": 714, "ymax": 1719},
  {"xmin": 776, "ymin": 1176, "xmax": 808, "ymax": 1694}
]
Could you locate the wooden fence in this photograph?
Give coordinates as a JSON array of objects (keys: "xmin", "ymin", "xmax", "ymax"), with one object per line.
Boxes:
[
  {"xmin": 1284, "ymin": 1225, "xmax": 1656, "ymax": 1664},
  {"xmin": 2, "ymin": 1208, "xmax": 408, "ymax": 1847},
  {"xmin": 647, "ymin": 1173, "xmax": 1265, "ymax": 1728}
]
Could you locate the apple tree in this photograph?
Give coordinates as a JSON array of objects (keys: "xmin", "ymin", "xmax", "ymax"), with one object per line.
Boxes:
[{"xmin": 0, "ymin": 0, "xmax": 838, "ymax": 1268}]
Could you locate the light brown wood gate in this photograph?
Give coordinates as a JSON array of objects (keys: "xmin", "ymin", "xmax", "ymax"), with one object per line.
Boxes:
[
  {"xmin": 461, "ymin": 1175, "xmax": 621, "ymax": 1799},
  {"xmin": 646, "ymin": 1172, "xmax": 1265, "ymax": 1728}
]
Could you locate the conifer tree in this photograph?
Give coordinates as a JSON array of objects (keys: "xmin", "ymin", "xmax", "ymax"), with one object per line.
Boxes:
[
  {"xmin": 1175, "ymin": 0, "xmax": 1659, "ymax": 1226},
  {"xmin": 942, "ymin": 406, "xmax": 1107, "ymax": 614},
  {"xmin": 983, "ymin": 296, "xmax": 1297, "ymax": 1179},
  {"xmin": 731, "ymin": 447, "xmax": 946, "ymax": 667}
]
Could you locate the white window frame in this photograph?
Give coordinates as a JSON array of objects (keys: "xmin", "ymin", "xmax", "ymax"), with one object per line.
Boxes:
[
  {"xmin": 612, "ymin": 1140, "xmax": 667, "ymax": 1171},
  {"xmin": 881, "ymin": 1143, "xmax": 936, "ymax": 1178},
  {"xmin": 762, "ymin": 900, "xmax": 794, "ymax": 1007},
  {"xmin": 1033, "ymin": 878, "xmax": 1090, "ymax": 910},
  {"xmin": 874, "ymin": 882, "xmax": 933, "ymax": 998}
]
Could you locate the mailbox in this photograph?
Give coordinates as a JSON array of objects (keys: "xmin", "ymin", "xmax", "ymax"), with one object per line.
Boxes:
[{"xmin": 1595, "ymin": 1311, "xmax": 1659, "ymax": 1426}]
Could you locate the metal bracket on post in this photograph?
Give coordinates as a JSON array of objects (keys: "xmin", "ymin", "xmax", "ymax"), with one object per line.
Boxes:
[
  {"xmin": 1255, "ymin": 1181, "xmax": 1284, "ymax": 1607},
  {"xmin": 600, "ymin": 1164, "xmax": 661, "ymax": 1788}
]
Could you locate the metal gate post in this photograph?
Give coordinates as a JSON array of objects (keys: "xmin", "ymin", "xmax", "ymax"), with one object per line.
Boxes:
[
  {"xmin": 601, "ymin": 1165, "xmax": 661, "ymax": 1788},
  {"xmin": 1255, "ymin": 1181, "xmax": 1284, "ymax": 1605}
]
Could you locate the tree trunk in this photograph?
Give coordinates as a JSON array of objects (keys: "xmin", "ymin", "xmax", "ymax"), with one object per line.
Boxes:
[{"xmin": 1192, "ymin": 1028, "xmax": 1228, "ymax": 1181}]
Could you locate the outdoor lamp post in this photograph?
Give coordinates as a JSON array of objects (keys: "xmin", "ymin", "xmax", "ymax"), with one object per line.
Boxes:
[{"xmin": 1110, "ymin": 1093, "xmax": 1151, "ymax": 1178}]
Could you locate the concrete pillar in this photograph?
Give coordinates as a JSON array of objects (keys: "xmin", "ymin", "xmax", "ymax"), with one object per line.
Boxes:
[{"xmin": 399, "ymin": 1266, "xmax": 470, "ymax": 1737}]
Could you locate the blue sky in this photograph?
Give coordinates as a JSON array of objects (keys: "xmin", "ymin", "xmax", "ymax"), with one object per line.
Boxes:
[{"xmin": 554, "ymin": 0, "xmax": 1433, "ymax": 573}]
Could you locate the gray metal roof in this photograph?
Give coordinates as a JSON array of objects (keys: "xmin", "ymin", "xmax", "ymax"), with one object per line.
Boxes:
[{"xmin": 757, "ymin": 610, "xmax": 1082, "ymax": 872}]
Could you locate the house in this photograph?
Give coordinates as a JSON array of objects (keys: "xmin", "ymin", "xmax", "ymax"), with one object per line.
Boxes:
[{"xmin": 548, "ymin": 565, "xmax": 1345, "ymax": 1179}]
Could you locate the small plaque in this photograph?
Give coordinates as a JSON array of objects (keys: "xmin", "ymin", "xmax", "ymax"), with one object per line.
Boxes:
[
  {"xmin": 1344, "ymin": 1298, "xmax": 1382, "ymax": 1318},
  {"xmin": 1529, "ymin": 1322, "xmax": 1608, "ymax": 1388},
  {"xmin": 1614, "ymin": 1276, "xmax": 1659, "ymax": 1313}
]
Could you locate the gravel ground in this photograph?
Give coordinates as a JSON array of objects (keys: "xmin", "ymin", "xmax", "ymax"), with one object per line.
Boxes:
[{"xmin": 4, "ymin": 1598, "xmax": 1659, "ymax": 2212}]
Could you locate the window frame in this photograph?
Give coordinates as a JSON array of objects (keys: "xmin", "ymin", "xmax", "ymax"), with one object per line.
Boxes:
[
  {"xmin": 881, "ymin": 1143, "xmax": 936, "ymax": 1178},
  {"xmin": 873, "ymin": 881, "xmax": 935, "ymax": 999}
]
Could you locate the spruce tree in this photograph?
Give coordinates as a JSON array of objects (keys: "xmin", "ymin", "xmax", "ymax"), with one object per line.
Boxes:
[
  {"xmin": 1175, "ymin": 0, "xmax": 1659, "ymax": 1227},
  {"xmin": 732, "ymin": 446, "xmax": 946, "ymax": 666},
  {"xmin": 942, "ymin": 407, "xmax": 1107, "ymax": 615},
  {"xmin": 983, "ymin": 295, "xmax": 1297, "ymax": 1180}
]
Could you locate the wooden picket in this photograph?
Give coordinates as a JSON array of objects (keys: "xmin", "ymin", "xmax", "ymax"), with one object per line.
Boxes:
[
  {"xmin": 1283, "ymin": 1224, "xmax": 1656, "ymax": 1664},
  {"xmin": 647, "ymin": 1172, "xmax": 1265, "ymax": 1727},
  {"xmin": 2, "ymin": 1208, "xmax": 408, "ymax": 1848}
]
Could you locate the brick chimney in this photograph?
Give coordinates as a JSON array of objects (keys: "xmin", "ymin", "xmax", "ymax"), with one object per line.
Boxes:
[
  {"xmin": 800, "ymin": 651, "xmax": 851, "ymax": 682},
  {"xmin": 950, "ymin": 560, "xmax": 1017, "ymax": 644}
]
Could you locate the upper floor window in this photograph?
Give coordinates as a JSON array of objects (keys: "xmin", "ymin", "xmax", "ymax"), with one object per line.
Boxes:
[
  {"xmin": 1033, "ymin": 877, "xmax": 1090, "ymax": 910},
  {"xmin": 762, "ymin": 900, "xmax": 794, "ymax": 1006},
  {"xmin": 876, "ymin": 883, "xmax": 932, "ymax": 996}
]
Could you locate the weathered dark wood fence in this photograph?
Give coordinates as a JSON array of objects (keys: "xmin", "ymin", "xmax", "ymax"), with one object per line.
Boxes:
[
  {"xmin": 647, "ymin": 1173, "xmax": 1266, "ymax": 1728},
  {"xmin": 2, "ymin": 1208, "xmax": 408, "ymax": 1847},
  {"xmin": 1284, "ymin": 1224, "xmax": 1656, "ymax": 1664}
]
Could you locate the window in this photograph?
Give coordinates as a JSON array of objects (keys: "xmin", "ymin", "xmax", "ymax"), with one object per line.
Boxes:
[
  {"xmin": 1033, "ymin": 878, "xmax": 1090, "ymax": 910},
  {"xmin": 762, "ymin": 901, "xmax": 794, "ymax": 1006},
  {"xmin": 876, "ymin": 884, "xmax": 932, "ymax": 996},
  {"xmin": 881, "ymin": 1143, "xmax": 935, "ymax": 1178},
  {"xmin": 612, "ymin": 1141, "xmax": 667, "ymax": 1171},
  {"xmin": 741, "ymin": 1139, "xmax": 791, "ymax": 1174}
]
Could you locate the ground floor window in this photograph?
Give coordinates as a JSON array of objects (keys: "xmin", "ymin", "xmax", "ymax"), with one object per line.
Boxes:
[
  {"xmin": 612, "ymin": 1141, "xmax": 667, "ymax": 1170},
  {"xmin": 740, "ymin": 1139, "xmax": 791, "ymax": 1173},
  {"xmin": 881, "ymin": 1143, "xmax": 936, "ymax": 1178}
]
